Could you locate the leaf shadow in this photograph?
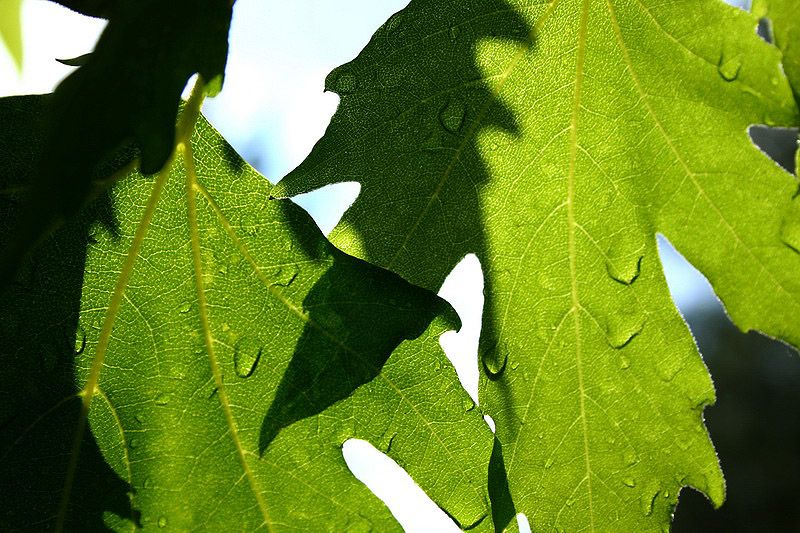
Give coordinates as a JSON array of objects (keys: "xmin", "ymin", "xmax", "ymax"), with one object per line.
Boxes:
[
  {"xmin": 258, "ymin": 236, "xmax": 455, "ymax": 454},
  {"xmin": 281, "ymin": 1, "xmax": 535, "ymax": 527},
  {"xmin": 0, "ymin": 96, "xmax": 138, "ymax": 531}
]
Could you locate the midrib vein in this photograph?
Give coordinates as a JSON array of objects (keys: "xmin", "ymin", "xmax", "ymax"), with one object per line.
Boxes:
[
  {"xmin": 567, "ymin": 0, "xmax": 595, "ymax": 531},
  {"xmin": 55, "ymin": 155, "xmax": 172, "ymax": 533},
  {"xmin": 193, "ymin": 181, "xmax": 485, "ymax": 504},
  {"xmin": 183, "ymin": 142, "xmax": 274, "ymax": 531}
]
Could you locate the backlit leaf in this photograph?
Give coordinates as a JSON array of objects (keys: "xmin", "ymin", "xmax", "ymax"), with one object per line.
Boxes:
[{"xmin": 275, "ymin": 1, "xmax": 800, "ymax": 530}]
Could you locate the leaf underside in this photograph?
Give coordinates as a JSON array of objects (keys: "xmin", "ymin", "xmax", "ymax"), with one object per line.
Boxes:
[
  {"xmin": 276, "ymin": 0, "xmax": 800, "ymax": 530},
  {"xmin": 0, "ymin": 96, "xmax": 494, "ymax": 531}
]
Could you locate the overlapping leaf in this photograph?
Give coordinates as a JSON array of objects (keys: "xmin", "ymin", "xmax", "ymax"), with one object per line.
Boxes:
[
  {"xmin": 0, "ymin": 95, "xmax": 494, "ymax": 531},
  {"xmin": 276, "ymin": 0, "xmax": 800, "ymax": 530},
  {"xmin": 0, "ymin": 0, "xmax": 232, "ymax": 285},
  {"xmin": 754, "ymin": 0, "xmax": 799, "ymax": 100}
]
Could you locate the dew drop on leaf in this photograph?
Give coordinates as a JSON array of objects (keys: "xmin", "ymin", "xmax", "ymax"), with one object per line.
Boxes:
[
  {"xmin": 154, "ymin": 392, "xmax": 171, "ymax": 406},
  {"xmin": 439, "ymin": 98, "xmax": 466, "ymax": 134},
  {"xmin": 179, "ymin": 302, "xmax": 191, "ymax": 314},
  {"xmin": 623, "ymin": 450, "xmax": 638, "ymax": 466},
  {"xmin": 74, "ymin": 324, "xmax": 87, "ymax": 355},
  {"xmin": 381, "ymin": 431, "xmax": 397, "ymax": 453},
  {"xmin": 129, "ymin": 438, "xmax": 139, "ymax": 449},
  {"xmin": 656, "ymin": 354, "xmax": 683, "ymax": 382},
  {"xmin": 623, "ymin": 477, "xmax": 636, "ymax": 488},
  {"xmin": 158, "ymin": 516, "xmax": 167, "ymax": 528},
  {"xmin": 463, "ymin": 398, "xmax": 475, "ymax": 412},
  {"xmin": 605, "ymin": 234, "xmax": 643, "ymax": 285},
  {"xmin": 605, "ymin": 315, "xmax": 644, "ymax": 349},
  {"xmin": 619, "ymin": 354, "xmax": 630, "ymax": 369},
  {"xmin": 234, "ymin": 336, "xmax": 262, "ymax": 379},
  {"xmin": 717, "ymin": 53, "xmax": 742, "ymax": 82},
  {"xmin": 641, "ymin": 489, "xmax": 659, "ymax": 516},
  {"xmin": 481, "ymin": 344, "xmax": 508, "ymax": 378}
]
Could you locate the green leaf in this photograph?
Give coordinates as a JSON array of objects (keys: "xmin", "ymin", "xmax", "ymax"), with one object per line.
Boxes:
[
  {"xmin": 275, "ymin": 0, "xmax": 800, "ymax": 530},
  {"xmin": 0, "ymin": 0, "xmax": 232, "ymax": 286},
  {"xmin": 754, "ymin": 0, "xmax": 800, "ymax": 99},
  {"xmin": 0, "ymin": 94, "xmax": 494, "ymax": 531},
  {"xmin": 0, "ymin": 0, "xmax": 23, "ymax": 71}
]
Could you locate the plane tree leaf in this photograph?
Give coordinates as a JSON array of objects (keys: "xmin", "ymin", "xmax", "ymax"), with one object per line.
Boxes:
[
  {"xmin": 0, "ymin": 94, "xmax": 494, "ymax": 531},
  {"xmin": 275, "ymin": 0, "xmax": 800, "ymax": 530},
  {"xmin": 754, "ymin": 0, "xmax": 800, "ymax": 99},
  {"xmin": 0, "ymin": 0, "xmax": 232, "ymax": 285},
  {"xmin": 0, "ymin": 0, "xmax": 23, "ymax": 71}
]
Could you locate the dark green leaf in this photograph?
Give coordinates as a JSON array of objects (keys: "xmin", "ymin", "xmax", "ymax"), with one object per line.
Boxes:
[{"xmin": 0, "ymin": 94, "xmax": 494, "ymax": 531}]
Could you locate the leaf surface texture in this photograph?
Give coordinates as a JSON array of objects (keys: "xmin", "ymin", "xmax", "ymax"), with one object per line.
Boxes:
[
  {"xmin": 276, "ymin": 0, "xmax": 800, "ymax": 530},
  {"xmin": 0, "ymin": 95, "xmax": 494, "ymax": 531}
]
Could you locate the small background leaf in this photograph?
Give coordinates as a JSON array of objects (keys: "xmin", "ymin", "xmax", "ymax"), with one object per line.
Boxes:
[{"xmin": 0, "ymin": 0, "xmax": 23, "ymax": 71}]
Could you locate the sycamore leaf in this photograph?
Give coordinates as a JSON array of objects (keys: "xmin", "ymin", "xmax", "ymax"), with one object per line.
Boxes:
[
  {"xmin": 0, "ymin": 0, "xmax": 23, "ymax": 71},
  {"xmin": 754, "ymin": 0, "xmax": 800, "ymax": 248},
  {"xmin": 0, "ymin": 0, "xmax": 232, "ymax": 286},
  {"xmin": 754, "ymin": 0, "xmax": 800, "ymax": 100},
  {"xmin": 275, "ymin": 0, "xmax": 800, "ymax": 530},
  {"xmin": 0, "ymin": 94, "xmax": 494, "ymax": 531}
]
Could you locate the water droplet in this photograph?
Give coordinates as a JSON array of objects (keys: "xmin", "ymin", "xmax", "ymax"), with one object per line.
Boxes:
[
  {"xmin": 129, "ymin": 438, "xmax": 139, "ymax": 449},
  {"xmin": 641, "ymin": 489, "xmax": 659, "ymax": 516},
  {"xmin": 624, "ymin": 450, "xmax": 638, "ymax": 466},
  {"xmin": 463, "ymin": 398, "xmax": 476, "ymax": 412},
  {"xmin": 780, "ymin": 202, "xmax": 800, "ymax": 254},
  {"xmin": 234, "ymin": 336, "xmax": 263, "ymax": 379},
  {"xmin": 605, "ymin": 232, "xmax": 645, "ymax": 285},
  {"xmin": 158, "ymin": 516, "xmax": 167, "ymax": 528},
  {"xmin": 334, "ymin": 71, "xmax": 357, "ymax": 94},
  {"xmin": 656, "ymin": 354, "xmax": 683, "ymax": 382},
  {"xmin": 439, "ymin": 98, "xmax": 466, "ymax": 134},
  {"xmin": 717, "ymin": 52, "xmax": 742, "ymax": 82},
  {"xmin": 619, "ymin": 354, "xmax": 631, "ymax": 369},
  {"xmin": 74, "ymin": 325, "xmax": 87, "ymax": 355},
  {"xmin": 381, "ymin": 431, "xmax": 397, "ymax": 453},
  {"xmin": 482, "ymin": 344, "xmax": 508, "ymax": 378},
  {"xmin": 623, "ymin": 477, "xmax": 636, "ymax": 488},
  {"xmin": 179, "ymin": 302, "xmax": 191, "ymax": 314},
  {"xmin": 606, "ymin": 316, "xmax": 645, "ymax": 349},
  {"xmin": 154, "ymin": 392, "xmax": 171, "ymax": 406}
]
